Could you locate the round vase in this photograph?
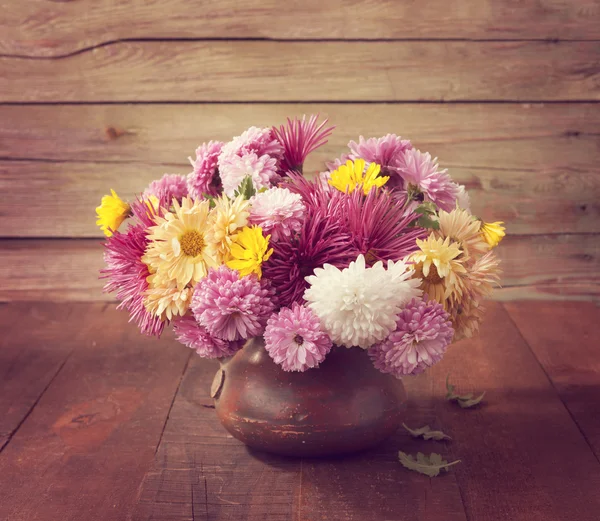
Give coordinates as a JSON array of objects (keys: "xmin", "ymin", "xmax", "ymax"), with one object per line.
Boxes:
[{"xmin": 212, "ymin": 337, "xmax": 407, "ymax": 457}]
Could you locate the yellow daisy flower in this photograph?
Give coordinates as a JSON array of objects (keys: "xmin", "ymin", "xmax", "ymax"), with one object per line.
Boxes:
[
  {"xmin": 410, "ymin": 234, "xmax": 467, "ymax": 308},
  {"xmin": 226, "ymin": 226, "xmax": 273, "ymax": 279},
  {"xmin": 480, "ymin": 221, "xmax": 506, "ymax": 248},
  {"xmin": 143, "ymin": 197, "xmax": 217, "ymax": 288},
  {"xmin": 96, "ymin": 189, "xmax": 131, "ymax": 237},
  {"xmin": 328, "ymin": 159, "xmax": 389, "ymax": 195},
  {"xmin": 206, "ymin": 194, "xmax": 250, "ymax": 263}
]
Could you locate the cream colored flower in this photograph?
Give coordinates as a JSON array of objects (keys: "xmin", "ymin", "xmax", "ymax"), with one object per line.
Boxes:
[
  {"xmin": 143, "ymin": 274, "xmax": 193, "ymax": 320},
  {"xmin": 436, "ymin": 208, "xmax": 489, "ymax": 260},
  {"xmin": 143, "ymin": 197, "xmax": 217, "ymax": 288},
  {"xmin": 206, "ymin": 194, "xmax": 250, "ymax": 262}
]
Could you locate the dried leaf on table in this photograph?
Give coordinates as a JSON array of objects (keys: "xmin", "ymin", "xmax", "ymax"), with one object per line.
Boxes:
[
  {"xmin": 398, "ymin": 451, "xmax": 461, "ymax": 477},
  {"xmin": 402, "ymin": 423, "xmax": 451, "ymax": 441}
]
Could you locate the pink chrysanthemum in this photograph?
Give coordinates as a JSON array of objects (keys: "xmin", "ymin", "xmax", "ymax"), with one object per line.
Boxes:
[
  {"xmin": 262, "ymin": 182, "xmax": 358, "ymax": 306},
  {"xmin": 397, "ymin": 148, "xmax": 459, "ymax": 212},
  {"xmin": 348, "ymin": 134, "xmax": 412, "ymax": 175},
  {"xmin": 101, "ymin": 222, "xmax": 164, "ymax": 337},
  {"xmin": 187, "ymin": 141, "xmax": 224, "ymax": 199},
  {"xmin": 220, "ymin": 126, "xmax": 284, "ymax": 160},
  {"xmin": 264, "ymin": 303, "xmax": 332, "ymax": 372},
  {"xmin": 249, "ymin": 187, "xmax": 305, "ymax": 242},
  {"xmin": 173, "ymin": 315, "xmax": 243, "ymax": 359},
  {"xmin": 143, "ymin": 173, "xmax": 188, "ymax": 206},
  {"xmin": 191, "ymin": 266, "xmax": 276, "ymax": 341},
  {"xmin": 219, "ymin": 153, "xmax": 279, "ymax": 197},
  {"xmin": 344, "ymin": 188, "xmax": 426, "ymax": 265},
  {"xmin": 273, "ymin": 115, "xmax": 334, "ymax": 173},
  {"xmin": 369, "ymin": 297, "xmax": 454, "ymax": 377}
]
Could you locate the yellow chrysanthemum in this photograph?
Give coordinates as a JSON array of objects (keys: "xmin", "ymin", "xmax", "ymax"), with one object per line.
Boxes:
[
  {"xmin": 142, "ymin": 197, "xmax": 217, "ymax": 288},
  {"xmin": 206, "ymin": 194, "xmax": 250, "ymax": 263},
  {"xmin": 143, "ymin": 274, "xmax": 193, "ymax": 320},
  {"xmin": 96, "ymin": 189, "xmax": 131, "ymax": 237},
  {"xmin": 480, "ymin": 221, "xmax": 505, "ymax": 248},
  {"xmin": 226, "ymin": 226, "xmax": 273, "ymax": 279},
  {"xmin": 437, "ymin": 208, "xmax": 489, "ymax": 259},
  {"xmin": 410, "ymin": 234, "xmax": 467, "ymax": 308},
  {"xmin": 328, "ymin": 159, "xmax": 389, "ymax": 195}
]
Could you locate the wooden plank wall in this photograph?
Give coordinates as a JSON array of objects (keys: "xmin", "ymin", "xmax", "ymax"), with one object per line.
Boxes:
[{"xmin": 1, "ymin": 1, "xmax": 599, "ymax": 302}]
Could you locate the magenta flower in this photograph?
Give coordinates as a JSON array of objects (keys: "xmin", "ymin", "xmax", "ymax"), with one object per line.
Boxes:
[
  {"xmin": 143, "ymin": 173, "xmax": 188, "ymax": 206},
  {"xmin": 187, "ymin": 141, "xmax": 224, "ymax": 199},
  {"xmin": 173, "ymin": 315, "xmax": 244, "ymax": 358},
  {"xmin": 264, "ymin": 303, "xmax": 332, "ymax": 372},
  {"xmin": 191, "ymin": 266, "xmax": 276, "ymax": 341},
  {"xmin": 101, "ymin": 223, "xmax": 164, "ymax": 337},
  {"xmin": 344, "ymin": 189, "xmax": 426, "ymax": 265},
  {"xmin": 273, "ymin": 115, "xmax": 335, "ymax": 173},
  {"xmin": 369, "ymin": 297, "xmax": 454, "ymax": 377},
  {"xmin": 249, "ymin": 187, "xmax": 305, "ymax": 242},
  {"xmin": 397, "ymin": 148, "xmax": 459, "ymax": 212}
]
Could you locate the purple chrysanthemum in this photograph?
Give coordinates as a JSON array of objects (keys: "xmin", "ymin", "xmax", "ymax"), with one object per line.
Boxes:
[
  {"xmin": 369, "ymin": 297, "xmax": 454, "ymax": 377},
  {"xmin": 344, "ymin": 188, "xmax": 426, "ymax": 265},
  {"xmin": 348, "ymin": 134, "xmax": 412, "ymax": 173},
  {"xmin": 248, "ymin": 187, "xmax": 305, "ymax": 242},
  {"xmin": 173, "ymin": 315, "xmax": 244, "ymax": 358},
  {"xmin": 273, "ymin": 115, "xmax": 334, "ymax": 173},
  {"xmin": 187, "ymin": 141, "xmax": 224, "ymax": 199},
  {"xmin": 101, "ymin": 222, "xmax": 164, "ymax": 337},
  {"xmin": 143, "ymin": 173, "xmax": 188, "ymax": 206},
  {"xmin": 262, "ymin": 183, "xmax": 358, "ymax": 306},
  {"xmin": 191, "ymin": 266, "xmax": 276, "ymax": 341},
  {"xmin": 397, "ymin": 148, "xmax": 459, "ymax": 212},
  {"xmin": 264, "ymin": 303, "xmax": 332, "ymax": 372}
]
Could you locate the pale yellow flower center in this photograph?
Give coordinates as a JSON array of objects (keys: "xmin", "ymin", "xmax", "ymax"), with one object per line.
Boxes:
[{"xmin": 179, "ymin": 230, "xmax": 204, "ymax": 257}]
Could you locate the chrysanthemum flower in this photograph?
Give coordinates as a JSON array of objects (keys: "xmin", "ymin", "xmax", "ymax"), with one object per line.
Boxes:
[
  {"xmin": 409, "ymin": 234, "xmax": 467, "ymax": 307},
  {"xmin": 173, "ymin": 315, "xmax": 244, "ymax": 358},
  {"xmin": 447, "ymin": 299, "xmax": 485, "ymax": 341},
  {"xmin": 192, "ymin": 266, "xmax": 276, "ymax": 341},
  {"xmin": 248, "ymin": 187, "xmax": 305, "ymax": 242},
  {"xmin": 226, "ymin": 226, "xmax": 273, "ymax": 278},
  {"xmin": 345, "ymin": 188, "xmax": 425, "ymax": 264},
  {"xmin": 264, "ymin": 303, "xmax": 332, "ymax": 372},
  {"xmin": 369, "ymin": 297, "xmax": 454, "ymax": 377},
  {"xmin": 480, "ymin": 221, "xmax": 506, "ymax": 248},
  {"xmin": 436, "ymin": 208, "xmax": 489, "ymax": 259},
  {"xmin": 206, "ymin": 194, "xmax": 250, "ymax": 262},
  {"xmin": 143, "ymin": 197, "xmax": 217, "ymax": 288},
  {"xmin": 220, "ymin": 126, "xmax": 284, "ymax": 161},
  {"xmin": 143, "ymin": 174, "xmax": 188, "ymax": 206},
  {"xmin": 347, "ymin": 133, "xmax": 412, "ymax": 187},
  {"xmin": 220, "ymin": 153, "xmax": 279, "ymax": 197},
  {"xmin": 455, "ymin": 184, "xmax": 471, "ymax": 211},
  {"xmin": 262, "ymin": 204, "xmax": 358, "ymax": 307},
  {"xmin": 273, "ymin": 115, "xmax": 334, "ymax": 172},
  {"xmin": 305, "ymin": 254, "xmax": 422, "ymax": 349},
  {"xmin": 187, "ymin": 141, "xmax": 224, "ymax": 199},
  {"xmin": 101, "ymin": 223, "xmax": 164, "ymax": 337},
  {"xmin": 96, "ymin": 189, "xmax": 131, "ymax": 237},
  {"xmin": 143, "ymin": 274, "xmax": 194, "ymax": 320},
  {"xmin": 328, "ymin": 159, "xmax": 389, "ymax": 195},
  {"xmin": 397, "ymin": 149, "xmax": 459, "ymax": 211}
]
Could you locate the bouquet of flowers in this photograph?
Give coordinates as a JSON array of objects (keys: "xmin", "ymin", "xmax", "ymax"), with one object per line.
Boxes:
[{"xmin": 96, "ymin": 115, "xmax": 504, "ymax": 377}]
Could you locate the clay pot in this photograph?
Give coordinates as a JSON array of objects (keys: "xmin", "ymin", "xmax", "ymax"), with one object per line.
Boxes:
[{"xmin": 212, "ymin": 337, "xmax": 407, "ymax": 457}]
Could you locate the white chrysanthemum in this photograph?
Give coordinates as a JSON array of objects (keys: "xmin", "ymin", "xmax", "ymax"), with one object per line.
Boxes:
[
  {"xmin": 304, "ymin": 254, "xmax": 422, "ymax": 349},
  {"xmin": 249, "ymin": 187, "xmax": 305, "ymax": 241},
  {"xmin": 455, "ymin": 184, "xmax": 471, "ymax": 211}
]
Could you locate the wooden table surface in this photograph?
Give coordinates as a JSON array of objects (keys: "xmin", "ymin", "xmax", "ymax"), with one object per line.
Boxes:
[{"xmin": 1, "ymin": 300, "xmax": 599, "ymax": 521}]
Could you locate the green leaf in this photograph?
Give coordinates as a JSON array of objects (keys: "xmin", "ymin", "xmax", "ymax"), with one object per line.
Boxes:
[
  {"xmin": 233, "ymin": 175, "xmax": 256, "ymax": 200},
  {"xmin": 398, "ymin": 451, "xmax": 461, "ymax": 477},
  {"xmin": 202, "ymin": 194, "xmax": 217, "ymax": 209},
  {"xmin": 446, "ymin": 374, "xmax": 486, "ymax": 408},
  {"xmin": 416, "ymin": 213, "xmax": 440, "ymax": 230},
  {"xmin": 403, "ymin": 423, "xmax": 451, "ymax": 441}
]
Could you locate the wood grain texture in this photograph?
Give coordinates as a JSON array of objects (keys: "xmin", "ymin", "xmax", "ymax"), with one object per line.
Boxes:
[
  {"xmin": 407, "ymin": 301, "xmax": 600, "ymax": 521},
  {"xmin": 1, "ymin": 41, "xmax": 599, "ymax": 102},
  {"xmin": 2, "ymin": 103, "xmax": 599, "ymax": 237},
  {"xmin": 134, "ymin": 354, "xmax": 468, "ymax": 521},
  {"xmin": 0, "ymin": 235, "xmax": 598, "ymax": 302},
  {"xmin": 0, "ymin": 303, "xmax": 191, "ymax": 521},
  {"xmin": 3, "ymin": 0, "xmax": 600, "ymax": 58},
  {"xmin": 505, "ymin": 301, "xmax": 600, "ymax": 459}
]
